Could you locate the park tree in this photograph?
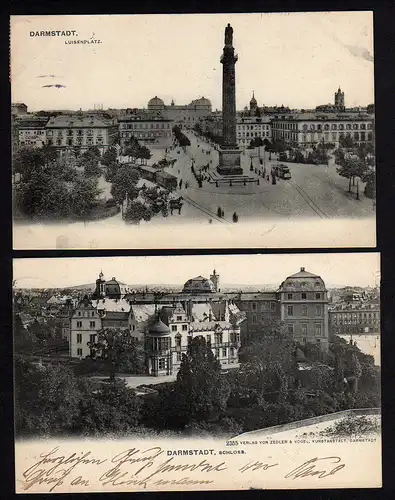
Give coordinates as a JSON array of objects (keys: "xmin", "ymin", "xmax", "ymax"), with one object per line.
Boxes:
[
  {"xmin": 76, "ymin": 378, "xmax": 141, "ymax": 436},
  {"xmin": 69, "ymin": 178, "xmax": 101, "ymax": 217},
  {"xmin": 158, "ymin": 337, "xmax": 230, "ymax": 428},
  {"xmin": 110, "ymin": 165, "xmax": 140, "ymax": 205},
  {"xmin": 14, "ymin": 357, "xmax": 81, "ymax": 437},
  {"xmin": 124, "ymin": 201, "xmax": 153, "ymax": 224},
  {"xmin": 101, "ymin": 146, "xmax": 118, "ymax": 166},
  {"xmin": 137, "ymin": 145, "xmax": 152, "ymax": 165},
  {"xmin": 238, "ymin": 319, "xmax": 295, "ymax": 403},
  {"xmin": 88, "ymin": 328, "xmax": 133, "ymax": 381}
]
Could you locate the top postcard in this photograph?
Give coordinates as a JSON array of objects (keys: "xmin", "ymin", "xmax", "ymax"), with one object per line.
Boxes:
[{"xmin": 10, "ymin": 12, "xmax": 376, "ymax": 250}]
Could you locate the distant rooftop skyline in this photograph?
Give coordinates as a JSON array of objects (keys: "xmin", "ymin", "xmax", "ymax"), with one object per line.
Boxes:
[
  {"xmin": 11, "ymin": 12, "xmax": 374, "ymax": 112},
  {"xmin": 13, "ymin": 254, "xmax": 380, "ymax": 289}
]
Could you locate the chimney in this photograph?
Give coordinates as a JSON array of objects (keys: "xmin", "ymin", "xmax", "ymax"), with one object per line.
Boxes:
[{"xmin": 301, "ymin": 267, "xmax": 305, "ymax": 272}]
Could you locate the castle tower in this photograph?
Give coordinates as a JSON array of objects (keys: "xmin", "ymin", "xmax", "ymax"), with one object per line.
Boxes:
[
  {"xmin": 249, "ymin": 91, "xmax": 258, "ymax": 115},
  {"xmin": 210, "ymin": 269, "xmax": 220, "ymax": 292},
  {"xmin": 92, "ymin": 271, "xmax": 106, "ymax": 299},
  {"xmin": 217, "ymin": 24, "xmax": 243, "ymax": 176},
  {"xmin": 334, "ymin": 86, "xmax": 345, "ymax": 111}
]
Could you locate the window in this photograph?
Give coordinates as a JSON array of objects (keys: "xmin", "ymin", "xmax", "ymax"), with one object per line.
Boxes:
[
  {"xmin": 78, "ymin": 311, "xmax": 81, "ymax": 316},
  {"xmin": 77, "ymin": 333, "xmax": 82, "ymax": 344},
  {"xmin": 270, "ymin": 302, "xmax": 276, "ymax": 312},
  {"xmin": 158, "ymin": 358, "xmax": 167, "ymax": 370},
  {"xmin": 77, "ymin": 321, "xmax": 82, "ymax": 328},
  {"xmin": 315, "ymin": 293, "xmax": 321, "ymax": 300},
  {"xmin": 222, "ymin": 348, "xmax": 227, "ymax": 357},
  {"xmin": 288, "ymin": 324, "xmax": 294, "ymax": 335},
  {"xmin": 90, "ymin": 321, "xmax": 95, "ymax": 328},
  {"xmin": 91, "ymin": 311, "xmax": 95, "ymax": 317},
  {"xmin": 132, "ymin": 324, "xmax": 135, "ymax": 331},
  {"xmin": 230, "ymin": 347, "xmax": 235, "ymax": 357},
  {"xmin": 252, "ymin": 303, "xmax": 257, "ymax": 311},
  {"xmin": 171, "ymin": 325, "xmax": 177, "ymax": 332},
  {"xmin": 301, "ymin": 293, "xmax": 307, "ymax": 300},
  {"xmin": 287, "ymin": 305, "xmax": 294, "ymax": 316},
  {"xmin": 301, "ymin": 323, "xmax": 308, "ymax": 336},
  {"xmin": 89, "ymin": 334, "xmax": 96, "ymax": 344},
  {"xmin": 252, "ymin": 314, "xmax": 257, "ymax": 324},
  {"xmin": 316, "ymin": 305, "xmax": 321, "ymax": 316},
  {"xmin": 77, "ymin": 348, "xmax": 82, "ymax": 356},
  {"xmin": 176, "ymin": 352, "xmax": 181, "ymax": 361},
  {"xmin": 206, "ymin": 335, "xmax": 211, "ymax": 344},
  {"xmin": 177, "ymin": 316, "xmax": 182, "ymax": 321},
  {"xmin": 301, "ymin": 305, "xmax": 308, "ymax": 316},
  {"xmin": 175, "ymin": 334, "xmax": 181, "ymax": 347},
  {"xmin": 182, "ymin": 324, "xmax": 187, "ymax": 331},
  {"xmin": 287, "ymin": 293, "xmax": 293, "ymax": 300},
  {"xmin": 314, "ymin": 324, "xmax": 322, "ymax": 336}
]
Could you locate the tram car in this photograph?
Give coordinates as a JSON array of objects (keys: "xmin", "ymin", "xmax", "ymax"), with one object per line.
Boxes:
[
  {"xmin": 156, "ymin": 170, "xmax": 178, "ymax": 191},
  {"xmin": 138, "ymin": 165, "xmax": 178, "ymax": 191}
]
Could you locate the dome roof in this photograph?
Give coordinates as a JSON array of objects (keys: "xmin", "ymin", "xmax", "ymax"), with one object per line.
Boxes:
[
  {"xmin": 288, "ymin": 267, "xmax": 319, "ymax": 279},
  {"xmin": 148, "ymin": 96, "xmax": 165, "ymax": 107},
  {"xmin": 182, "ymin": 276, "xmax": 216, "ymax": 293},
  {"xmin": 149, "ymin": 318, "xmax": 170, "ymax": 335},
  {"xmin": 278, "ymin": 268, "xmax": 326, "ymax": 292},
  {"xmin": 190, "ymin": 97, "xmax": 212, "ymax": 107}
]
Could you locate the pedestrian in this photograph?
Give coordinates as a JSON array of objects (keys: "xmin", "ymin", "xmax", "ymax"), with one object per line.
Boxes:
[
  {"xmin": 232, "ymin": 212, "xmax": 238, "ymax": 223},
  {"xmin": 221, "ymin": 209, "xmax": 225, "ymax": 218},
  {"xmin": 185, "ymin": 181, "xmax": 189, "ymax": 189},
  {"xmin": 179, "ymin": 179, "xmax": 183, "ymax": 189}
]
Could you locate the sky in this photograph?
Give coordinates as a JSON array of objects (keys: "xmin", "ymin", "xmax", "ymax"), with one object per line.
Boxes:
[
  {"xmin": 10, "ymin": 12, "xmax": 374, "ymax": 112},
  {"xmin": 13, "ymin": 253, "xmax": 380, "ymax": 289}
]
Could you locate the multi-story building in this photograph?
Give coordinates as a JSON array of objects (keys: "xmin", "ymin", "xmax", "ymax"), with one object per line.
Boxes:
[
  {"xmin": 271, "ymin": 112, "xmax": 373, "ymax": 149},
  {"xmin": 70, "ymin": 296, "xmax": 102, "ymax": 358},
  {"xmin": 45, "ymin": 115, "xmax": 118, "ymax": 154},
  {"xmin": 237, "ymin": 116, "xmax": 271, "ymax": 148},
  {"xmin": 12, "ymin": 103, "xmax": 28, "ymax": 116},
  {"xmin": 147, "ymin": 96, "xmax": 212, "ymax": 129},
  {"xmin": 329, "ymin": 302, "xmax": 380, "ymax": 336},
  {"xmin": 14, "ymin": 115, "xmax": 49, "ymax": 149},
  {"xmin": 68, "ymin": 267, "xmax": 334, "ymax": 368},
  {"xmin": 118, "ymin": 110, "xmax": 173, "ymax": 149},
  {"xmin": 277, "ymin": 268, "xmax": 329, "ymax": 350}
]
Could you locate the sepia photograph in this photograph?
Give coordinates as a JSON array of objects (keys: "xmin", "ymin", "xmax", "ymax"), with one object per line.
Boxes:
[
  {"xmin": 11, "ymin": 12, "xmax": 376, "ymax": 249},
  {"xmin": 13, "ymin": 253, "xmax": 381, "ymax": 492}
]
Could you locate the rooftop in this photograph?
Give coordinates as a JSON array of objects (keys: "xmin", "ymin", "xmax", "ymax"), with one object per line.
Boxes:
[{"xmin": 46, "ymin": 115, "xmax": 115, "ymax": 128}]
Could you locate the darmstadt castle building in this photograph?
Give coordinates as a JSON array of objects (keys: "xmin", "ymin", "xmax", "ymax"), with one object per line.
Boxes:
[{"xmin": 68, "ymin": 267, "xmax": 329, "ymax": 376}]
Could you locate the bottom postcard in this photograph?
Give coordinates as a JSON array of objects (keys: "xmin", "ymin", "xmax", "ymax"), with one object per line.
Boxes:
[{"xmin": 13, "ymin": 253, "xmax": 381, "ymax": 492}]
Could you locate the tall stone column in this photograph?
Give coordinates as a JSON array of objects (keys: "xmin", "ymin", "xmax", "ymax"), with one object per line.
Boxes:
[
  {"xmin": 217, "ymin": 23, "xmax": 242, "ymax": 175},
  {"xmin": 222, "ymin": 24, "xmax": 238, "ymax": 147}
]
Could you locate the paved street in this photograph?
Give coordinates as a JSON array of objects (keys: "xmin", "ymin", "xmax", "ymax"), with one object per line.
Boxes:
[{"xmin": 160, "ymin": 131, "xmax": 375, "ymax": 221}]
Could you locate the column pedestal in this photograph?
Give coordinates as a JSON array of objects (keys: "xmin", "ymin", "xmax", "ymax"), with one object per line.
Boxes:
[{"xmin": 217, "ymin": 147, "xmax": 243, "ymax": 175}]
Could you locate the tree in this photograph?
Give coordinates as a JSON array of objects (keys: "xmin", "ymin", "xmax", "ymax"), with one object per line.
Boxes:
[
  {"xmin": 158, "ymin": 337, "xmax": 230, "ymax": 429},
  {"xmin": 110, "ymin": 165, "xmax": 140, "ymax": 205},
  {"xmin": 137, "ymin": 145, "xmax": 152, "ymax": 165},
  {"xmin": 348, "ymin": 353, "xmax": 362, "ymax": 391},
  {"xmin": 238, "ymin": 319, "xmax": 295, "ymax": 403},
  {"xmin": 70, "ymin": 178, "xmax": 101, "ymax": 217},
  {"xmin": 76, "ymin": 378, "xmax": 141, "ymax": 436},
  {"xmin": 88, "ymin": 328, "xmax": 133, "ymax": 381},
  {"xmin": 101, "ymin": 146, "xmax": 118, "ymax": 166},
  {"xmin": 14, "ymin": 357, "xmax": 81, "ymax": 437},
  {"xmin": 84, "ymin": 158, "xmax": 101, "ymax": 177},
  {"xmin": 124, "ymin": 201, "xmax": 153, "ymax": 224},
  {"xmin": 336, "ymin": 156, "xmax": 367, "ymax": 198}
]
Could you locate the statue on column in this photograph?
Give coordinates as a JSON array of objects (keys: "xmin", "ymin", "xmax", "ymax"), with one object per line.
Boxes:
[{"xmin": 225, "ymin": 23, "xmax": 233, "ymax": 46}]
